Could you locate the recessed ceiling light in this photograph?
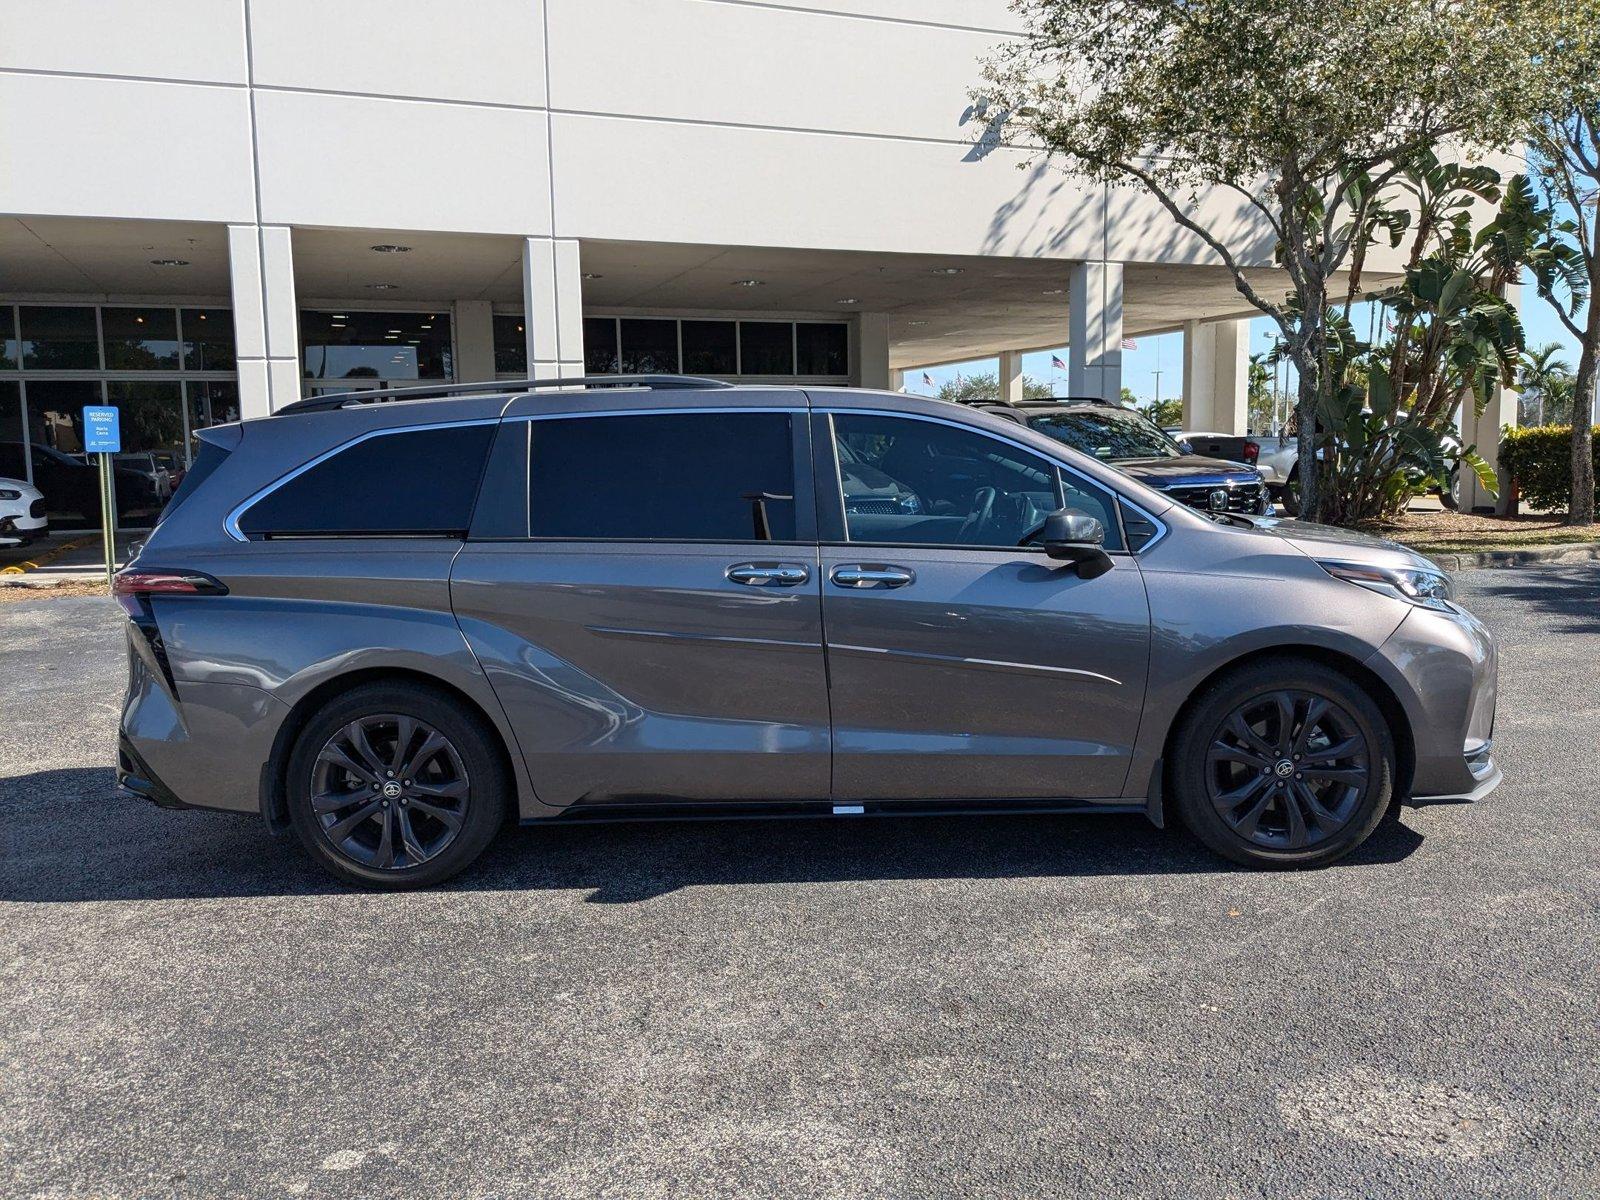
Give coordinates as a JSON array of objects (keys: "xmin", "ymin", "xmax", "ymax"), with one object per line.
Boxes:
[
  {"xmin": 135, "ymin": 316, "xmax": 145, "ymax": 324},
  {"xmin": 1042, "ymin": 288, "xmax": 1066, "ymax": 295},
  {"xmin": 581, "ymin": 272, "xmax": 604, "ymax": 280},
  {"xmin": 387, "ymin": 329, "xmax": 403, "ymax": 334},
  {"xmin": 370, "ymin": 244, "xmax": 412, "ymax": 253},
  {"xmin": 907, "ymin": 320, "xmax": 928, "ymax": 327},
  {"xmin": 931, "ymin": 267, "xmax": 964, "ymax": 276},
  {"xmin": 367, "ymin": 283, "xmax": 398, "ymax": 291},
  {"xmin": 732, "ymin": 279, "xmax": 765, "ymax": 287},
  {"xmin": 149, "ymin": 258, "xmax": 189, "ymax": 267},
  {"xmin": 835, "ymin": 298, "xmax": 859, "ymax": 305}
]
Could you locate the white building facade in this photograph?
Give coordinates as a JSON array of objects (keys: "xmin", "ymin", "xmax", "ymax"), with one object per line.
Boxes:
[{"xmin": 0, "ymin": 0, "xmax": 1509, "ymax": 526}]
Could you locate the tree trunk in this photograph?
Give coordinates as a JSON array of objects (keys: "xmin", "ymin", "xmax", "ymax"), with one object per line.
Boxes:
[
  {"xmin": 1570, "ymin": 312, "xmax": 1597, "ymax": 525},
  {"xmin": 1295, "ymin": 365, "xmax": 1321, "ymax": 521}
]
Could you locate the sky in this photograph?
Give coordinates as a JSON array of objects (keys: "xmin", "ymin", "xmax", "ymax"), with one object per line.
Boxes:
[{"xmin": 900, "ymin": 268, "xmax": 1586, "ymax": 407}]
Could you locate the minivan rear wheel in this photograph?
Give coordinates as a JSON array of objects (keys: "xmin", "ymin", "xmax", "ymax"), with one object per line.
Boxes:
[
  {"xmin": 1169, "ymin": 659, "xmax": 1394, "ymax": 867},
  {"xmin": 286, "ymin": 682, "xmax": 507, "ymax": 888}
]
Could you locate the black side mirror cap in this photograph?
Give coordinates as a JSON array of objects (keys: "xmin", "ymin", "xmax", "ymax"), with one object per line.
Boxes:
[{"xmin": 1041, "ymin": 509, "xmax": 1114, "ymax": 578}]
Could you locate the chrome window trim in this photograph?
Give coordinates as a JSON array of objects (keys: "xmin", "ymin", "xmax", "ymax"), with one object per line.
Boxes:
[
  {"xmin": 821, "ymin": 406, "xmax": 1171, "ymax": 556},
  {"xmin": 223, "ymin": 417, "xmax": 500, "ymax": 542}
]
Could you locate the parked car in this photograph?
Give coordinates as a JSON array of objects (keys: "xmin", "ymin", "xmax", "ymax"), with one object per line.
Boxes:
[
  {"xmin": 0, "ymin": 441, "xmax": 161, "ymax": 524},
  {"xmin": 1181, "ymin": 431, "xmax": 1303, "ymax": 514},
  {"xmin": 0, "ymin": 476, "xmax": 48, "ymax": 547},
  {"xmin": 115, "ymin": 451, "xmax": 174, "ymax": 502},
  {"xmin": 972, "ymin": 399, "xmax": 1274, "ymax": 516},
  {"xmin": 117, "ymin": 376, "xmax": 1499, "ymax": 888}
]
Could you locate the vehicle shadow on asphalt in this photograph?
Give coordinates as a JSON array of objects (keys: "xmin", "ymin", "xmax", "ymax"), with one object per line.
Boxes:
[{"xmin": 2, "ymin": 767, "xmax": 1425, "ymax": 904}]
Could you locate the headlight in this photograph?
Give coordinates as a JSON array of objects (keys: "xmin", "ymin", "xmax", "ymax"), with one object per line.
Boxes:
[
  {"xmin": 0, "ymin": 489, "xmax": 19, "ymax": 500},
  {"xmin": 1318, "ymin": 560, "xmax": 1454, "ymax": 611}
]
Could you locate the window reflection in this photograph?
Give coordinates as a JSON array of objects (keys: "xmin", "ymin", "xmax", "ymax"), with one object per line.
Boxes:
[
  {"xmin": 182, "ymin": 309, "xmax": 236, "ymax": 371},
  {"xmin": 2, "ymin": 308, "xmax": 17, "ymax": 371},
  {"xmin": 739, "ymin": 322, "xmax": 794, "ymax": 375},
  {"xmin": 492, "ymin": 315, "xmax": 527, "ymax": 375},
  {"xmin": 301, "ymin": 311, "xmax": 454, "ymax": 382},
  {"xmin": 19, "ymin": 306, "xmax": 99, "ymax": 370},
  {"xmin": 102, "ymin": 307, "xmax": 180, "ymax": 370}
]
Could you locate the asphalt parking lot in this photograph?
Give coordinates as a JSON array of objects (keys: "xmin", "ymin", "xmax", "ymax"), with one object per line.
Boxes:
[{"xmin": 3, "ymin": 565, "xmax": 1598, "ymax": 1199}]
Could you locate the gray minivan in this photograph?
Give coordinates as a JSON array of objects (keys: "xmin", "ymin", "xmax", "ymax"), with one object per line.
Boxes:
[{"xmin": 117, "ymin": 377, "xmax": 1499, "ymax": 887}]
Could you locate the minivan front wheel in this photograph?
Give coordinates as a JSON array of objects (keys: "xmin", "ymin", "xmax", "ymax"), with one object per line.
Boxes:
[
  {"xmin": 286, "ymin": 682, "xmax": 507, "ymax": 888},
  {"xmin": 1169, "ymin": 659, "xmax": 1395, "ymax": 867}
]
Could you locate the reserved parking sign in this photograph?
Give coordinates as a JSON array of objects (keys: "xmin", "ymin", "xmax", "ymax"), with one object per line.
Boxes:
[{"xmin": 83, "ymin": 406, "xmax": 121, "ymax": 454}]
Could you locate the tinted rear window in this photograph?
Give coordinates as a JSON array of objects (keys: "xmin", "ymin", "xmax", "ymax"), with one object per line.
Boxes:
[
  {"xmin": 528, "ymin": 413, "xmax": 795, "ymax": 541},
  {"xmin": 159, "ymin": 440, "xmax": 230, "ymax": 524},
  {"xmin": 239, "ymin": 423, "xmax": 495, "ymax": 538}
]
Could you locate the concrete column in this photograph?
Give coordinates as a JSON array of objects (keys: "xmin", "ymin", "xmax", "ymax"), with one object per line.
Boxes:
[
  {"xmin": 522, "ymin": 236, "xmax": 585, "ymax": 379},
  {"xmin": 1456, "ymin": 286, "xmax": 1520, "ymax": 514},
  {"xmin": 856, "ymin": 313, "xmax": 891, "ymax": 389},
  {"xmin": 453, "ymin": 300, "xmax": 495, "ymax": 382},
  {"xmin": 1182, "ymin": 318, "xmax": 1250, "ymax": 433},
  {"xmin": 1068, "ymin": 261, "xmax": 1123, "ymax": 402},
  {"xmin": 998, "ymin": 349, "xmax": 1025, "ymax": 404},
  {"xmin": 889, "ymin": 367, "xmax": 905, "ymax": 392},
  {"xmin": 228, "ymin": 224, "xmax": 300, "ymax": 417}
]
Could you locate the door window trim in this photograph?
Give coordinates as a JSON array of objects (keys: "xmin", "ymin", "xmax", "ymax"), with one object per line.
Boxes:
[{"xmin": 815, "ymin": 408, "xmax": 1166, "ymax": 556}]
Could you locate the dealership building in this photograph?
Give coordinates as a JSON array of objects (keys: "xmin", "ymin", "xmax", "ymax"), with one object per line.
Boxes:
[{"xmin": 0, "ymin": 0, "xmax": 1513, "ymax": 528}]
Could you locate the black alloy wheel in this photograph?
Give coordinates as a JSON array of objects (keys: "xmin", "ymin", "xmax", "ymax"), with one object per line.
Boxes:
[
  {"xmin": 310, "ymin": 714, "xmax": 471, "ymax": 870},
  {"xmin": 1205, "ymin": 690, "xmax": 1368, "ymax": 851}
]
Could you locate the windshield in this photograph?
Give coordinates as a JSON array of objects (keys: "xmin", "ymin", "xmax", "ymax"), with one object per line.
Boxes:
[{"xmin": 1027, "ymin": 408, "xmax": 1183, "ymax": 461}]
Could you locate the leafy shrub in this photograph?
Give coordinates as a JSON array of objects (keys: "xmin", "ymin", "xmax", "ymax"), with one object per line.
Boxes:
[{"xmin": 1499, "ymin": 425, "xmax": 1600, "ymax": 511}]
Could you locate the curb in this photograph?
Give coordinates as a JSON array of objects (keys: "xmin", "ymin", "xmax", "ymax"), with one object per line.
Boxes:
[
  {"xmin": 0, "ymin": 574, "xmax": 107, "ymax": 590},
  {"xmin": 1423, "ymin": 541, "xmax": 1600, "ymax": 572}
]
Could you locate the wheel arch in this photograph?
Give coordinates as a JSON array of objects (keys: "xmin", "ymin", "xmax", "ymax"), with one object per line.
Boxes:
[
  {"xmin": 260, "ymin": 666, "xmax": 524, "ymax": 834},
  {"xmin": 1157, "ymin": 645, "xmax": 1416, "ymax": 806}
]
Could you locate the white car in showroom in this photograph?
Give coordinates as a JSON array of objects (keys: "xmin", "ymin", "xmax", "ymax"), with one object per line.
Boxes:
[{"xmin": 0, "ymin": 476, "xmax": 48, "ymax": 548}]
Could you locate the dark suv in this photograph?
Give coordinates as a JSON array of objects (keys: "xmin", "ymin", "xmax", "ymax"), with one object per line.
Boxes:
[
  {"xmin": 117, "ymin": 377, "xmax": 1498, "ymax": 888},
  {"xmin": 972, "ymin": 399, "xmax": 1273, "ymax": 516}
]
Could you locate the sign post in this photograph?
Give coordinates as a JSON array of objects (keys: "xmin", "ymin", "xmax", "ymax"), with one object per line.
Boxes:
[{"xmin": 82, "ymin": 406, "xmax": 121, "ymax": 586}]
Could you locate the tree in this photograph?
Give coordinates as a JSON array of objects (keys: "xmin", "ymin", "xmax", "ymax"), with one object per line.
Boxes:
[
  {"xmin": 1140, "ymin": 397, "xmax": 1183, "ymax": 428},
  {"xmin": 979, "ymin": 0, "xmax": 1572, "ymax": 522},
  {"xmin": 935, "ymin": 372, "xmax": 1053, "ymax": 405},
  {"xmin": 1518, "ymin": 343, "xmax": 1575, "ymax": 425},
  {"xmin": 1527, "ymin": 18, "xmax": 1600, "ymax": 524}
]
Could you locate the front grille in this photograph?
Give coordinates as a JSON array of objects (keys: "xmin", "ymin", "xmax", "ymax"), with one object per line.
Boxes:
[
  {"xmin": 1164, "ymin": 482, "xmax": 1265, "ymax": 514},
  {"xmin": 29, "ymin": 498, "xmax": 45, "ymax": 519}
]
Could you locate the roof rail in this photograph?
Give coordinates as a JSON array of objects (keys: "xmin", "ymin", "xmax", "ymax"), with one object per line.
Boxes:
[{"xmin": 274, "ymin": 374, "xmax": 736, "ymax": 416}]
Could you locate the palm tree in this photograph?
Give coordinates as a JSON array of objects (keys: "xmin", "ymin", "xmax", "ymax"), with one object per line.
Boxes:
[{"xmin": 1518, "ymin": 343, "xmax": 1575, "ymax": 425}]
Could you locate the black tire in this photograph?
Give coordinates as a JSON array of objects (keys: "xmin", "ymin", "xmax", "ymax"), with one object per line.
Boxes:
[
  {"xmin": 1279, "ymin": 467, "xmax": 1301, "ymax": 517},
  {"xmin": 1168, "ymin": 657, "xmax": 1394, "ymax": 868},
  {"xmin": 286, "ymin": 681, "xmax": 508, "ymax": 889}
]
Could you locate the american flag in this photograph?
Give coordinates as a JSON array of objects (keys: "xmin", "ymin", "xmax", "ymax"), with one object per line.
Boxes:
[
  {"xmin": 1122, "ymin": 338, "xmax": 1138, "ymax": 350},
  {"xmin": 1050, "ymin": 355, "xmax": 1067, "ymax": 370},
  {"xmin": 922, "ymin": 371, "xmax": 934, "ymax": 387}
]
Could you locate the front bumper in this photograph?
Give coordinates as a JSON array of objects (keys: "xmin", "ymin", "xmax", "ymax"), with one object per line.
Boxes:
[{"xmin": 0, "ymin": 515, "xmax": 48, "ymax": 545}]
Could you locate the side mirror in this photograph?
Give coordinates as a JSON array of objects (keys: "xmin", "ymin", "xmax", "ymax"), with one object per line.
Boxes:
[
  {"xmin": 1178, "ymin": 439, "xmax": 1195, "ymax": 455},
  {"xmin": 1041, "ymin": 509, "xmax": 1114, "ymax": 578}
]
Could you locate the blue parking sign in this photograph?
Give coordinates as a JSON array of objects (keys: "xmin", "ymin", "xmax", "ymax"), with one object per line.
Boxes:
[{"xmin": 83, "ymin": 406, "xmax": 121, "ymax": 454}]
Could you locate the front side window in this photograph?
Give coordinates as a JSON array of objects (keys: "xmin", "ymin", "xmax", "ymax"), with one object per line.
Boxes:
[
  {"xmin": 238, "ymin": 423, "xmax": 494, "ymax": 538},
  {"xmin": 831, "ymin": 413, "xmax": 1123, "ymax": 551},
  {"xmin": 529, "ymin": 412, "xmax": 795, "ymax": 541}
]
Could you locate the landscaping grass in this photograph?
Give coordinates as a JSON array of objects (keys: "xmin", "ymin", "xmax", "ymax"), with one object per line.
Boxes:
[{"xmin": 1372, "ymin": 510, "xmax": 1600, "ymax": 555}]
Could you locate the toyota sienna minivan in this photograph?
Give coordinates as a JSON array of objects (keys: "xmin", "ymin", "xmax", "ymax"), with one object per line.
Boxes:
[{"xmin": 117, "ymin": 376, "xmax": 1500, "ymax": 888}]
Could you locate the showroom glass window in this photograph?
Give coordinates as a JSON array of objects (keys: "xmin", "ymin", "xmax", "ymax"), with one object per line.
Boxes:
[
  {"xmin": 18, "ymin": 306, "xmax": 99, "ymax": 370},
  {"xmin": 300, "ymin": 311, "xmax": 454, "ymax": 383},
  {"xmin": 102, "ymin": 307, "xmax": 180, "ymax": 370},
  {"xmin": 492, "ymin": 315, "xmax": 527, "ymax": 375},
  {"xmin": 528, "ymin": 413, "xmax": 796, "ymax": 541}
]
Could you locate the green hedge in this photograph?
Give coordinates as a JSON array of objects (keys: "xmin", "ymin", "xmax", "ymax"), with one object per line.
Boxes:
[{"xmin": 1499, "ymin": 425, "xmax": 1600, "ymax": 511}]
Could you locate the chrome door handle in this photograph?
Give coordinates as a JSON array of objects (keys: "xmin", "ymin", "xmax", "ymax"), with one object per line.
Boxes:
[
  {"xmin": 726, "ymin": 562, "xmax": 811, "ymax": 587},
  {"xmin": 829, "ymin": 564, "xmax": 915, "ymax": 589}
]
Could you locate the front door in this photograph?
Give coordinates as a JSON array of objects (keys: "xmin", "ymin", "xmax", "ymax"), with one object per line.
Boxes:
[
  {"xmin": 451, "ymin": 401, "xmax": 830, "ymax": 810},
  {"xmin": 817, "ymin": 410, "xmax": 1151, "ymax": 801}
]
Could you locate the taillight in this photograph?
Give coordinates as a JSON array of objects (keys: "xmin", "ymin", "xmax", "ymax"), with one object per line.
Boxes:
[
  {"xmin": 112, "ymin": 569, "xmax": 227, "ymax": 616},
  {"xmin": 1241, "ymin": 440, "xmax": 1260, "ymax": 464}
]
